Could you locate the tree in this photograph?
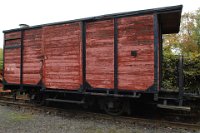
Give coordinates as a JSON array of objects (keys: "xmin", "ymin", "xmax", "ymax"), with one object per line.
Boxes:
[
  {"xmin": 193, "ymin": 9, "xmax": 200, "ymax": 48},
  {"xmin": 164, "ymin": 9, "xmax": 200, "ymax": 56},
  {"xmin": 162, "ymin": 9, "xmax": 200, "ymax": 92}
]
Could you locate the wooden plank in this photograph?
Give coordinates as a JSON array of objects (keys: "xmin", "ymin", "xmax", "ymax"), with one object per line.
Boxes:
[
  {"xmin": 43, "ymin": 22, "xmax": 82, "ymax": 90},
  {"xmin": 5, "ymin": 39, "xmax": 21, "ymax": 46},
  {"xmin": 4, "ymin": 48, "xmax": 21, "ymax": 84},
  {"xmin": 23, "ymin": 28, "xmax": 43, "ymax": 84},
  {"xmin": 5, "ymin": 32, "xmax": 21, "ymax": 40},
  {"xmin": 86, "ymin": 19, "xmax": 114, "ymax": 89},
  {"xmin": 118, "ymin": 15, "xmax": 155, "ymax": 91}
]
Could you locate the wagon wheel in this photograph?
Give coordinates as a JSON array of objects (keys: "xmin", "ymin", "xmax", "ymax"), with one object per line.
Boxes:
[
  {"xmin": 36, "ymin": 92, "xmax": 48, "ymax": 106},
  {"xmin": 29, "ymin": 92, "xmax": 46, "ymax": 106},
  {"xmin": 102, "ymin": 98, "xmax": 125, "ymax": 116}
]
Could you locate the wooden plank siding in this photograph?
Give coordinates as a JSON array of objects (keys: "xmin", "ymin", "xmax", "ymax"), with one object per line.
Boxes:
[
  {"xmin": 117, "ymin": 15, "xmax": 155, "ymax": 91},
  {"xmin": 5, "ymin": 32, "xmax": 21, "ymax": 40},
  {"xmin": 42, "ymin": 22, "xmax": 82, "ymax": 90},
  {"xmin": 4, "ymin": 37, "xmax": 21, "ymax": 84},
  {"xmin": 23, "ymin": 29, "xmax": 43, "ymax": 84},
  {"xmin": 4, "ymin": 31, "xmax": 21, "ymax": 84},
  {"xmin": 3, "ymin": 15, "xmax": 156, "ymax": 92},
  {"xmin": 86, "ymin": 20, "xmax": 114, "ymax": 89},
  {"xmin": 2, "ymin": 5, "xmax": 183, "ymax": 94}
]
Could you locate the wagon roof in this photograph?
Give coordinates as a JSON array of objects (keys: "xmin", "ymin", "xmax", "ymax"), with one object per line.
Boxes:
[{"xmin": 3, "ymin": 5, "xmax": 182, "ymax": 34}]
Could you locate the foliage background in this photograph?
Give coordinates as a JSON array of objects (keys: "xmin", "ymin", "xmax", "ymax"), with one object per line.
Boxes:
[{"xmin": 162, "ymin": 9, "xmax": 200, "ymax": 92}]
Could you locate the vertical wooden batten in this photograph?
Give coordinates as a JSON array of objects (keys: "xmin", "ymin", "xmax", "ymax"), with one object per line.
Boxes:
[
  {"xmin": 2, "ymin": 34, "xmax": 5, "ymax": 85},
  {"xmin": 20, "ymin": 29, "xmax": 24, "ymax": 89},
  {"xmin": 114, "ymin": 18, "xmax": 118, "ymax": 94},
  {"xmin": 81, "ymin": 21, "xmax": 86, "ymax": 91},
  {"xmin": 153, "ymin": 14, "xmax": 159, "ymax": 91}
]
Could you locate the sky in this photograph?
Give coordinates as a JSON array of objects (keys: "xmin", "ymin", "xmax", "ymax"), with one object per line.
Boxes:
[{"xmin": 0, "ymin": 0, "xmax": 200, "ymax": 48}]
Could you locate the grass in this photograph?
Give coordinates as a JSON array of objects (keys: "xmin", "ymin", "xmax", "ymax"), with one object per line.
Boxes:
[{"xmin": 9, "ymin": 112, "xmax": 33, "ymax": 122}]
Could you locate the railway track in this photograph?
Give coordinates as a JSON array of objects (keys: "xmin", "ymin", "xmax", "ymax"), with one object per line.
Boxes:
[{"xmin": 0, "ymin": 96, "xmax": 199, "ymax": 130}]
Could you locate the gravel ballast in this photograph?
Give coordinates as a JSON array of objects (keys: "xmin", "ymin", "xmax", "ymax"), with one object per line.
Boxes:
[{"xmin": 0, "ymin": 105, "xmax": 199, "ymax": 133}]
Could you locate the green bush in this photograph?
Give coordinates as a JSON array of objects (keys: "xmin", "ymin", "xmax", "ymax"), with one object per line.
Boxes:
[{"xmin": 162, "ymin": 53, "xmax": 200, "ymax": 93}]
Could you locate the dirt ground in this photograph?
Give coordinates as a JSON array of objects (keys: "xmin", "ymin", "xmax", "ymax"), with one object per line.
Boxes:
[{"xmin": 0, "ymin": 105, "xmax": 199, "ymax": 133}]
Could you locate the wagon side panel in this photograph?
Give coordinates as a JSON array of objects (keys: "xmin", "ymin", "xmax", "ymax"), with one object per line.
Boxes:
[
  {"xmin": 86, "ymin": 19, "xmax": 114, "ymax": 89},
  {"xmin": 42, "ymin": 22, "xmax": 82, "ymax": 90},
  {"xmin": 4, "ymin": 32, "xmax": 21, "ymax": 84},
  {"xmin": 118, "ymin": 15, "xmax": 155, "ymax": 91},
  {"xmin": 23, "ymin": 29, "xmax": 43, "ymax": 85}
]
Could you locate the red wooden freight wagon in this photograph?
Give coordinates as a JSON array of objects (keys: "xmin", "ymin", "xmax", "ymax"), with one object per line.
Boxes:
[{"xmin": 2, "ymin": 5, "xmax": 182, "ymax": 114}]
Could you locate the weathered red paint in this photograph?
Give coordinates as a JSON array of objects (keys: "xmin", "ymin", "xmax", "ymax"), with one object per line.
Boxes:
[
  {"xmin": 23, "ymin": 29, "xmax": 43, "ymax": 84},
  {"xmin": 4, "ymin": 14, "xmax": 156, "ymax": 91},
  {"xmin": 86, "ymin": 19, "xmax": 114, "ymax": 89},
  {"xmin": 42, "ymin": 22, "xmax": 82, "ymax": 90},
  {"xmin": 5, "ymin": 32, "xmax": 21, "ymax": 40},
  {"xmin": 4, "ymin": 48, "xmax": 21, "ymax": 84},
  {"xmin": 4, "ymin": 32, "xmax": 21, "ymax": 84},
  {"xmin": 118, "ymin": 15, "xmax": 155, "ymax": 91}
]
